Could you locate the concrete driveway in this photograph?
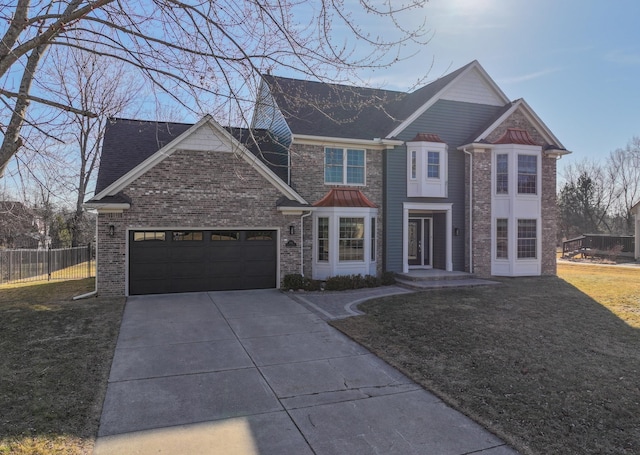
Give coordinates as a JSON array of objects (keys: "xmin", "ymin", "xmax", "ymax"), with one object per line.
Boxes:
[{"xmin": 94, "ymin": 289, "xmax": 518, "ymax": 454}]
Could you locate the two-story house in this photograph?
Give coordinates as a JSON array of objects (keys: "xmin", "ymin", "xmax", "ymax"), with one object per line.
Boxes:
[{"xmin": 87, "ymin": 61, "xmax": 569, "ymax": 296}]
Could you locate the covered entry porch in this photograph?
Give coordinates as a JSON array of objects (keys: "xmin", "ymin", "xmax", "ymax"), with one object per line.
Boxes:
[{"xmin": 402, "ymin": 202, "xmax": 453, "ymax": 274}]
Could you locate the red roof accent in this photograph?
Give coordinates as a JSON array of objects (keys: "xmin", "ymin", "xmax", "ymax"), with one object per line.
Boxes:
[
  {"xmin": 492, "ymin": 128, "xmax": 539, "ymax": 146},
  {"xmin": 313, "ymin": 188, "xmax": 377, "ymax": 208},
  {"xmin": 409, "ymin": 133, "xmax": 445, "ymax": 143}
]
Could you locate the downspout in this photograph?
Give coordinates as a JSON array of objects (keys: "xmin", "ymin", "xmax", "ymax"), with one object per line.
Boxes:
[
  {"xmin": 300, "ymin": 210, "xmax": 312, "ymax": 276},
  {"xmin": 463, "ymin": 148, "xmax": 473, "ymax": 273}
]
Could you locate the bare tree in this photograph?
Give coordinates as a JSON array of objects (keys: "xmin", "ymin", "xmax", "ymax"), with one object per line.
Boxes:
[
  {"xmin": 0, "ymin": 0, "xmax": 429, "ymax": 175},
  {"xmin": 558, "ymin": 159, "xmax": 614, "ymax": 238},
  {"xmin": 606, "ymin": 137, "xmax": 640, "ymax": 234},
  {"xmin": 37, "ymin": 45, "xmax": 139, "ymax": 245}
]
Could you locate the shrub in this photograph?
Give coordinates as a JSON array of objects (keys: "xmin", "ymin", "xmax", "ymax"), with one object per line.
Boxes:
[
  {"xmin": 380, "ymin": 271, "xmax": 396, "ymax": 285},
  {"xmin": 282, "ymin": 274, "xmax": 305, "ymax": 290},
  {"xmin": 282, "ymin": 274, "xmax": 324, "ymax": 291}
]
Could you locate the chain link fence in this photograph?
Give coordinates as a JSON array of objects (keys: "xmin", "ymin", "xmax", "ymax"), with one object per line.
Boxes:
[{"xmin": 0, "ymin": 245, "xmax": 95, "ymax": 285}]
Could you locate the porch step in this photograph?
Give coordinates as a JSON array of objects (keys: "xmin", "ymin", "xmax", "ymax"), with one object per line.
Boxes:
[
  {"xmin": 394, "ymin": 270, "xmax": 500, "ymax": 290},
  {"xmin": 395, "ymin": 270, "xmax": 476, "ymax": 282}
]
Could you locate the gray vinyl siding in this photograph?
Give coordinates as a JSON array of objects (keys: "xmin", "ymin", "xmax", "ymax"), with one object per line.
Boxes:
[
  {"xmin": 253, "ymin": 82, "xmax": 292, "ymax": 148},
  {"xmin": 384, "ymin": 99, "xmax": 505, "ymax": 273}
]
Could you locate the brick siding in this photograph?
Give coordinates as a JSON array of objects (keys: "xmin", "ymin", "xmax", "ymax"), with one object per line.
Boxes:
[
  {"xmin": 467, "ymin": 110, "xmax": 558, "ymax": 277},
  {"xmin": 289, "ymin": 143, "xmax": 384, "ymax": 277},
  {"xmin": 96, "ymin": 148, "xmax": 302, "ymax": 296}
]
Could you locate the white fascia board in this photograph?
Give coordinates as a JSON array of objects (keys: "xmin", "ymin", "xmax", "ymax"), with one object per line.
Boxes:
[
  {"xmin": 277, "ymin": 206, "xmax": 315, "ymax": 215},
  {"xmin": 83, "ymin": 202, "xmax": 130, "ymax": 213},
  {"xmin": 387, "ymin": 61, "xmax": 510, "ymax": 139},
  {"xmin": 457, "ymin": 143, "xmax": 491, "ymax": 153},
  {"xmin": 292, "ymin": 134, "xmax": 403, "ymax": 150}
]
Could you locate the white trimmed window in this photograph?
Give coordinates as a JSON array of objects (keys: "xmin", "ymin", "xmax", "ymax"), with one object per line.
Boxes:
[
  {"xmin": 517, "ymin": 155, "xmax": 537, "ymax": 194},
  {"xmin": 407, "ymin": 141, "xmax": 448, "ymax": 198},
  {"xmin": 517, "ymin": 219, "xmax": 537, "ymax": 258},
  {"xmin": 317, "ymin": 217, "xmax": 329, "ymax": 262},
  {"xmin": 427, "ymin": 151, "xmax": 440, "ymax": 178},
  {"xmin": 325, "ymin": 148, "xmax": 365, "ymax": 185},
  {"xmin": 410, "ymin": 150, "xmax": 417, "ymax": 180},
  {"xmin": 496, "ymin": 154, "xmax": 508, "ymax": 194},
  {"xmin": 339, "ymin": 217, "xmax": 364, "ymax": 261},
  {"xmin": 496, "ymin": 218, "xmax": 508, "ymax": 259},
  {"xmin": 312, "ymin": 208, "xmax": 377, "ymax": 280}
]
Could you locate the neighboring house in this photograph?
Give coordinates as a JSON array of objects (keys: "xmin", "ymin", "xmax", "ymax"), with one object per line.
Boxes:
[
  {"xmin": 0, "ymin": 201, "xmax": 42, "ymax": 249},
  {"xmin": 633, "ymin": 201, "xmax": 640, "ymax": 260},
  {"xmin": 87, "ymin": 60, "xmax": 570, "ymax": 297}
]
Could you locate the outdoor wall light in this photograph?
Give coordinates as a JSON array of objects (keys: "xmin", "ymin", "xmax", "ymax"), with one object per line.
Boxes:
[
  {"xmin": 289, "ymin": 225, "xmax": 295, "ymax": 235},
  {"xmin": 454, "ymin": 227, "xmax": 460, "ymax": 236},
  {"xmin": 108, "ymin": 224, "xmax": 115, "ymax": 237}
]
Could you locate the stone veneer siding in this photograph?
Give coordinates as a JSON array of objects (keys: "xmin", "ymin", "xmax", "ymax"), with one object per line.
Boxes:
[
  {"xmin": 96, "ymin": 148, "xmax": 301, "ymax": 297},
  {"xmin": 466, "ymin": 110, "xmax": 558, "ymax": 277},
  {"xmin": 289, "ymin": 143, "xmax": 384, "ymax": 278}
]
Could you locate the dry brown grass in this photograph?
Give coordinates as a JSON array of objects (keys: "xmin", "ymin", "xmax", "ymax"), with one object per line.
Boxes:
[
  {"xmin": 558, "ymin": 262, "xmax": 640, "ymax": 328},
  {"xmin": 332, "ymin": 264, "xmax": 640, "ymax": 455},
  {"xmin": 0, "ymin": 279, "xmax": 124, "ymax": 455}
]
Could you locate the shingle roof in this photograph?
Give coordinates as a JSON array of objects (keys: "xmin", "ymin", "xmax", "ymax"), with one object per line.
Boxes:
[
  {"xmin": 95, "ymin": 119, "xmax": 192, "ymax": 195},
  {"xmin": 94, "ymin": 118, "xmax": 289, "ymax": 196},
  {"xmin": 262, "ymin": 62, "xmax": 473, "ymax": 140}
]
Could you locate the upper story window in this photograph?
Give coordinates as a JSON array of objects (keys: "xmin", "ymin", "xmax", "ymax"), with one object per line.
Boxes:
[
  {"xmin": 496, "ymin": 154, "xmax": 508, "ymax": 194},
  {"xmin": 410, "ymin": 150, "xmax": 417, "ymax": 180},
  {"xmin": 406, "ymin": 136, "xmax": 448, "ymax": 198},
  {"xmin": 427, "ymin": 151, "xmax": 440, "ymax": 178},
  {"xmin": 325, "ymin": 147, "xmax": 365, "ymax": 185},
  {"xmin": 517, "ymin": 155, "xmax": 537, "ymax": 194}
]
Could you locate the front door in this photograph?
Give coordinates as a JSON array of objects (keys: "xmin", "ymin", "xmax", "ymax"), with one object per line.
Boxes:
[{"xmin": 408, "ymin": 218, "xmax": 432, "ymax": 268}]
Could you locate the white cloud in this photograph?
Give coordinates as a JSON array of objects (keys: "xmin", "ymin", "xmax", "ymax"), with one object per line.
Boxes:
[{"xmin": 498, "ymin": 68, "xmax": 562, "ymax": 85}]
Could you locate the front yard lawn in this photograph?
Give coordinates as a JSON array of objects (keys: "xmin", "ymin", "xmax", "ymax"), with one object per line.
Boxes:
[
  {"xmin": 0, "ymin": 279, "xmax": 125, "ymax": 455},
  {"xmin": 332, "ymin": 263, "xmax": 640, "ymax": 455}
]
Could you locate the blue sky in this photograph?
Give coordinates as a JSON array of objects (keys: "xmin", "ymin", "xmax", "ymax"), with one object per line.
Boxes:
[{"xmin": 360, "ymin": 0, "xmax": 640, "ymax": 173}]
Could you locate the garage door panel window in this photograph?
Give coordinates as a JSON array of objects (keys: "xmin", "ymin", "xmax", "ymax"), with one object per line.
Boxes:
[
  {"xmin": 211, "ymin": 231, "xmax": 240, "ymax": 241},
  {"xmin": 172, "ymin": 231, "xmax": 203, "ymax": 241},
  {"xmin": 134, "ymin": 231, "xmax": 166, "ymax": 241},
  {"xmin": 246, "ymin": 231, "xmax": 275, "ymax": 241}
]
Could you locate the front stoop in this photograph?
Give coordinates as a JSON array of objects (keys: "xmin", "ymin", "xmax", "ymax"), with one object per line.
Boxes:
[{"xmin": 395, "ymin": 270, "xmax": 500, "ymax": 290}]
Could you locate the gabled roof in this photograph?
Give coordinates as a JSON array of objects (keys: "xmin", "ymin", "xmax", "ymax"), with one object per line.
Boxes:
[
  {"xmin": 94, "ymin": 117, "xmax": 291, "ymax": 196},
  {"xmin": 262, "ymin": 61, "xmax": 511, "ymax": 141},
  {"xmin": 89, "ymin": 115, "xmax": 306, "ymax": 207},
  {"xmin": 460, "ymin": 99, "xmax": 569, "ymax": 153}
]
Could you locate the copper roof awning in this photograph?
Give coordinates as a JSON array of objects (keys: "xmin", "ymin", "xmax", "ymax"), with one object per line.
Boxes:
[{"xmin": 313, "ymin": 188, "xmax": 377, "ymax": 208}]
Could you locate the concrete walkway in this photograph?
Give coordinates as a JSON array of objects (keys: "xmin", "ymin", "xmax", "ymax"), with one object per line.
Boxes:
[{"xmin": 94, "ymin": 289, "xmax": 518, "ymax": 455}]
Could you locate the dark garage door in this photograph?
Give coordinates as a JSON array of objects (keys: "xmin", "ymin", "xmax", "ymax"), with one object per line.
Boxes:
[{"xmin": 129, "ymin": 229, "xmax": 277, "ymax": 295}]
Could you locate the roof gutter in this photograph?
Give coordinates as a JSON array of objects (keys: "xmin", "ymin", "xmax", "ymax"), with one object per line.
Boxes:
[{"xmin": 292, "ymin": 134, "xmax": 403, "ymax": 150}]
